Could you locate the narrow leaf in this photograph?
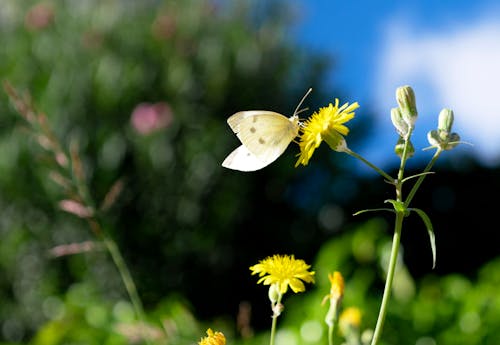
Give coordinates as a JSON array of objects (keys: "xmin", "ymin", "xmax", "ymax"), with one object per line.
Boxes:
[
  {"xmin": 401, "ymin": 171, "xmax": 435, "ymax": 183},
  {"xmin": 411, "ymin": 208, "xmax": 436, "ymax": 269},
  {"xmin": 353, "ymin": 208, "xmax": 394, "ymax": 216}
]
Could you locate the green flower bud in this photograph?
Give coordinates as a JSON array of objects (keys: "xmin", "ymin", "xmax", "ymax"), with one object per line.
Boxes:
[
  {"xmin": 438, "ymin": 108, "xmax": 454, "ymax": 133},
  {"xmin": 428, "ymin": 129, "xmax": 461, "ymax": 151},
  {"xmin": 268, "ymin": 283, "xmax": 280, "ymax": 304},
  {"xmin": 390, "ymin": 107, "xmax": 409, "ymax": 137},
  {"xmin": 394, "ymin": 136, "xmax": 414, "ymax": 158},
  {"xmin": 396, "ymin": 85, "xmax": 418, "ymax": 127},
  {"xmin": 427, "ymin": 130, "xmax": 440, "ymax": 147},
  {"xmin": 324, "ymin": 130, "xmax": 348, "ymax": 152},
  {"xmin": 444, "ymin": 132, "xmax": 461, "ymax": 150}
]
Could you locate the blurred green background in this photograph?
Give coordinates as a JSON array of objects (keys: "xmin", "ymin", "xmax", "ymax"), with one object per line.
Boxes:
[{"xmin": 0, "ymin": 1, "xmax": 499, "ymax": 345}]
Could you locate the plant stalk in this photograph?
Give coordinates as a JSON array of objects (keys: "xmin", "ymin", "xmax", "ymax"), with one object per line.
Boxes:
[
  {"xmin": 344, "ymin": 148, "xmax": 394, "ymax": 182},
  {"xmin": 405, "ymin": 149, "xmax": 442, "ymax": 207},
  {"xmin": 102, "ymin": 234, "xmax": 152, "ymax": 345},
  {"xmin": 269, "ymin": 293, "xmax": 283, "ymax": 345},
  {"xmin": 370, "ymin": 131, "xmax": 412, "ymax": 345},
  {"xmin": 369, "ymin": 212, "xmax": 403, "ymax": 345},
  {"xmin": 328, "ymin": 324, "xmax": 334, "ymax": 345}
]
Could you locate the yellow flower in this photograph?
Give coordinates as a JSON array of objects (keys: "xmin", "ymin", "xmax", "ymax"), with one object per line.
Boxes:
[
  {"xmin": 339, "ymin": 307, "xmax": 362, "ymax": 331},
  {"xmin": 323, "ymin": 271, "xmax": 345, "ymax": 327},
  {"xmin": 198, "ymin": 329, "xmax": 226, "ymax": 345},
  {"xmin": 249, "ymin": 254, "xmax": 315, "ymax": 294},
  {"xmin": 296, "ymin": 99, "xmax": 359, "ymax": 166},
  {"xmin": 322, "ymin": 271, "xmax": 345, "ymax": 305}
]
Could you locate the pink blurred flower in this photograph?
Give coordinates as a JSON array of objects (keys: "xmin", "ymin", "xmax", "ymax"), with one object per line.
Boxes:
[
  {"xmin": 131, "ymin": 102, "xmax": 173, "ymax": 135},
  {"xmin": 25, "ymin": 3, "xmax": 54, "ymax": 31}
]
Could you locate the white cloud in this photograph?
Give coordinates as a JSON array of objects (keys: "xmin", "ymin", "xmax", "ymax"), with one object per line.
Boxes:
[{"xmin": 374, "ymin": 15, "xmax": 500, "ymax": 166}]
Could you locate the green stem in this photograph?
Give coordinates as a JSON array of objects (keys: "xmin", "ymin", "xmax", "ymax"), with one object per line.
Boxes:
[
  {"xmin": 102, "ymin": 234, "xmax": 151, "ymax": 345},
  {"xmin": 396, "ymin": 130, "xmax": 415, "ymax": 185},
  {"xmin": 269, "ymin": 293, "xmax": 283, "ymax": 345},
  {"xmin": 270, "ymin": 314, "xmax": 278, "ymax": 345},
  {"xmin": 370, "ymin": 132, "xmax": 413, "ymax": 345},
  {"xmin": 344, "ymin": 148, "xmax": 394, "ymax": 182},
  {"xmin": 369, "ymin": 212, "xmax": 404, "ymax": 345},
  {"xmin": 328, "ymin": 324, "xmax": 334, "ymax": 345},
  {"xmin": 404, "ymin": 149, "xmax": 442, "ymax": 207}
]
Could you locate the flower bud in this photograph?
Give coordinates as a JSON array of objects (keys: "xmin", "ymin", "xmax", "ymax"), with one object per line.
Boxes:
[
  {"xmin": 445, "ymin": 132, "xmax": 461, "ymax": 150},
  {"xmin": 324, "ymin": 272, "xmax": 345, "ymax": 327},
  {"xmin": 390, "ymin": 107, "xmax": 409, "ymax": 137},
  {"xmin": 394, "ymin": 137, "xmax": 414, "ymax": 158},
  {"xmin": 396, "ymin": 85, "xmax": 418, "ymax": 127},
  {"xmin": 324, "ymin": 131, "xmax": 348, "ymax": 152},
  {"xmin": 427, "ymin": 130, "xmax": 440, "ymax": 147},
  {"xmin": 427, "ymin": 129, "xmax": 461, "ymax": 151},
  {"xmin": 438, "ymin": 108, "xmax": 454, "ymax": 133},
  {"xmin": 268, "ymin": 283, "xmax": 280, "ymax": 304}
]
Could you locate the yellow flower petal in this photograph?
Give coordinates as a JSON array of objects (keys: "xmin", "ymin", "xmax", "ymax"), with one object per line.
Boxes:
[
  {"xmin": 250, "ymin": 254, "xmax": 315, "ymax": 294},
  {"xmin": 328, "ymin": 271, "xmax": 344, "ymax": 301},
  {"xmin": 198, "ymin": 329, "xmax": 226, "ymax": 345}
]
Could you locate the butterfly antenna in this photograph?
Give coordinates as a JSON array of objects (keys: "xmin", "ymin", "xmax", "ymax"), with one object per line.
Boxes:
[
  {"xmin": 292, "ymin": 88, "xmax": 313, "ymax": 117},
  {"xmin": 295, "ymin": 107, "xmax": 309, "ymax": 116}
]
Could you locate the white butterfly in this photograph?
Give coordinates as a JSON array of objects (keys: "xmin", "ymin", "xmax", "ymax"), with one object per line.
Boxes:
[{"xmin": 222, "ymin": 89, "xmax": 312, "ymax": 171}]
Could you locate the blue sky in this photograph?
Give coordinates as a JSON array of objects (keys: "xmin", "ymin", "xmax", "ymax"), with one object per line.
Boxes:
[{"xmin": 291, "ymin": 0, "xmax": 500, "ymax": 169}]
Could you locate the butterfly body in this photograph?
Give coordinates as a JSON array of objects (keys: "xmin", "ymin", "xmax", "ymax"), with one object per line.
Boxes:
[{"xmin": 222, "ymin": 110, "xmax": 300, "ymax": 171}]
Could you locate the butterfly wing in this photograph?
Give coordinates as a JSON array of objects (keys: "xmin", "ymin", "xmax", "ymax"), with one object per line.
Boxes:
[
  {"xmin": 221, "ymin": 145, "xmax": 269, "ymax": 171},
  {"xmin": 227, "ymin": 111, "xmax": 299, "ymax": 166}
]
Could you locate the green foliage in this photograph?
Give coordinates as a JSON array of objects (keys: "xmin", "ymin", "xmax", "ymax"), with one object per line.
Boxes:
[
  {"xmin": 19, "ymin": 219, "xmax": 500, "ymax": 345},
  {"xmin": 28, "ymin": 283, "xmax": 202, "ymax": 345},
  {"xmin": 260, "ymin": 220, "xmax": 500, "ymax": 345}
]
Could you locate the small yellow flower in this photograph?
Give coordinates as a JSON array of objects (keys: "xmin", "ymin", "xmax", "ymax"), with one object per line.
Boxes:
[
  {"xmin": 323, "ymin": 271, "xmax": 345, "ymax": 327},
  {"xmin": 296, "ymin": 99, "xmax": 359, "ymax": 166},
  {"xmin": 322, "ymin": 271, "xmax": 345, "ymax": 305},
  {"xmin": 249, "ymin": 254, "xmax": 315, "ymax": 294},
  {"xmin": 339, "ymin": 307, "xmax": 362, "ymax": 331},
  {"xmin": 198, "ymin": 328, "xmax": 226, "ymax": 345}
]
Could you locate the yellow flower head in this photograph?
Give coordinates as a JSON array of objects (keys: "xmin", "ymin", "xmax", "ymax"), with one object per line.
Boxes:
[
  {"xmin": 249, "ymin": 254, "xmax": 315, "ymax": 294},
  {"xmin": 296, "ymin": 99, "xmax": 359, "ymax": 166},
  {"xmin": 198, "ymin": 329, "xmax": 226, "ymax": 345},
  {"xmin": 339, "ymin": 307, "xmax": 362, "ymax": 332}
]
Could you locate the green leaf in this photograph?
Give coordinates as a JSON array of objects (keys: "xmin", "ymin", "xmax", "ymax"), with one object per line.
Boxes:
[
  {"xmin": 401, "ymin": 171, "xmax": 435, "ymax": 184},
  {"xmin": 384, "ymin": 199, "xmax": 409, "ymax": 215},
  {"xmin": 353, "ymin": 208, "xmax": 393, "ymax": 216},
  {"xmin": 411, "ymin": 208, "xmax": 436, "ymax": 269}
]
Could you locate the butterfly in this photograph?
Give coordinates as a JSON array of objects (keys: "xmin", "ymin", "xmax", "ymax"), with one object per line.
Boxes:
[{"xmin": 222, "ymin": 89, "xmax": 312, "ymax": 171}]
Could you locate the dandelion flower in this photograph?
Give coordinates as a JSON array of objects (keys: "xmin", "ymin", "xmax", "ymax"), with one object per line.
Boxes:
[
  {"xmin": 198, "ymin": 329, "xmax": 226, "ymax": 345},
  {"xmin": 296, "ymin": 99, "xmax": 359, "ymax": 166},
  {"xmin": 249, "ymin": 254, "xmax": 315, "ymax": 294}
]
